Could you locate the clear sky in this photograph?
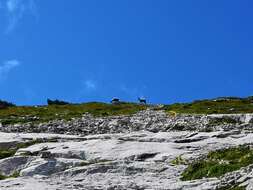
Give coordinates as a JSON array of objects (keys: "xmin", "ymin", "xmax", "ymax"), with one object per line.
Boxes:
[{"xmin": 0, "ymin": 0, "xmax": 253, "ymax": 105}]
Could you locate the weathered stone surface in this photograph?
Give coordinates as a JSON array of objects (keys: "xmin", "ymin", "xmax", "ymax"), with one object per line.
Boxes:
[
  {"xmin": 0, "ymin": 111, "xmax": 253, "ymax": 189},
  {"xmin": 1, "ymin": 109, "xmax": 253, "ymax": 135},
  {"xmin": 0, "ymin": 130, "xmax": 251, "ymax": 189},
  {"xmin": 0, "ymin": 156, "xmax": 32, "ymax": 176},
  {"xmin": 20, "ymin": 158, "xmax": 84, "ymax": 176}
]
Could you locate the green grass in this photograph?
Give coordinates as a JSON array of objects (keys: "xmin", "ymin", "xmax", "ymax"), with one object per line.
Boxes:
[
  {"xmin": 0, "ymin": 171, "xmax": 20, "ymax": 180},
  {"xmin": 228, "ymin": 187, "xmax": 245, "ymax": 190},
  {"xmin": 171, "ymin": 155, "xmax": 187, "ymax": 165},
  {"xmin": 0, "ymin": 139, "xmax": 45, "ymax": 160},
  {"xmin": 217, "ymin": 185, "xmax": 246, "ymax": 190},
  {"xmin": 0, "ymin": 102, "xmax": 147, "ymax": 125},
  {"xmin": 164, "ymin": 96, "xmax": 253, "ymax": 114},
  {"xmin": 79, "ymin": 159, "xmax": 110, "ymax": 167},
  {"xmin": 1, "ymin": 97, "xmax": 253, "ymax": 125},
  {"xmin": 208, "ymin": 117, "xmax": 239, "ymax": 126},
  {"xmin": 181, "ymin": 145, "xmax": 253, "ymax": 181},
  {"xmin": 0, "ymin": 149, "xmax": 16, "ymax": 160}
]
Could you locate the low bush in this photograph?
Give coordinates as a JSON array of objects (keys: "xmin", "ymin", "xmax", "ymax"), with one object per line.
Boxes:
[
  {"xmin": 47, "ymin": 99, "xmax": 70, "ymax": 105},
  {"xmin": 0, "ymin": 100, "xmax": 15, "ymax": 109}
]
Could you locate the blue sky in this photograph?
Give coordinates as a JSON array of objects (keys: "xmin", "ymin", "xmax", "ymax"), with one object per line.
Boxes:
[{"xmin": 0, "ymin": 0, "xmax": 253, "ymax": 105}]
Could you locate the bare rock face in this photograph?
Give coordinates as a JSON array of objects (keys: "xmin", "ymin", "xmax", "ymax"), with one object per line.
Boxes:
[
  {"xmin": 0, "ymin": 129, "xmax": 251, "ymax": 189},
  {"xmin": 0, "ymin": 111, "xmax": 253, "ymax": 189},
  {"xmin": 0, "ymin": 156, "xmax": 32, "ymax": 176}
]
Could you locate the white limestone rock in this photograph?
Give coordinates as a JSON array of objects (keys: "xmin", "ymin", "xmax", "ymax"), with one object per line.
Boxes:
[{"xmin": 1, "ymin": 112, "xmax": 253, "ymax": 189}]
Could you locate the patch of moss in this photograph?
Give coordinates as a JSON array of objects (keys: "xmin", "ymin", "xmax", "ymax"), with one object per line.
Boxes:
[
  {"xmin": 230, "ymin": 187, "xmax": 245, "ymax": 190},
  {"xmin": 209, "ymin": 117, "xmax": 239, "ymax": 126},
  {"xmin": 181, "ymin": 146, "xmax": 253, "ymax": 181},
  {"xmin": 0, "ymin": 149, "xmax": 16, "ymax": 160},
  {"xmin": 16, "ymin": 139, "xmax": 44, "ymax": 149},
  {"xmin": 167, "ymin": 111, "xmax": 177, "ymax": 117},
  {"xmin": 0, "ymin": 174, "xmax": 6, "ymax": 180},
  {"xmin": 217, "ymin": 184, "xmax": 246, "ymax": 190},
  {"xmin": 79, "ymin": 161, "xmax": 91, "ymax": 167},
  {"xmin": 0, "ymin": 139, "xmax": 46, "ymax": 160},
  {"xmin": 199, "ymin": 127, "xmax": 214, "ymax": 132},
  {"xmin": 8, "ymin": 171, "xmax": 20, "ymax": 178},
  {"xmin": 0, "ymin": 171, "xmax": 20, "ymax": 180},
  {"xmin": 79, "ymin": 159, "xmax": 111, "ymax": 167},
  {"xmin": 171, "ymin": 124, "xmax": 187, "ymax": 131},
  {"xmin": 171, "ymin": 155, "xmax": 187, "ymax": 165}
]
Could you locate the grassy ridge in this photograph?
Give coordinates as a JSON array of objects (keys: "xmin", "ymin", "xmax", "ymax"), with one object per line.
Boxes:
[
  {"xmin": 0, "ymin": 102, "xmax": 147, "ymax": 125},
  {"xmin": 1, "ymin": 96, "xmax": 253, "ymax": 125},
  {"xmin": 165, "ymin": 97, "xmax": 253, "ymax": 114}
]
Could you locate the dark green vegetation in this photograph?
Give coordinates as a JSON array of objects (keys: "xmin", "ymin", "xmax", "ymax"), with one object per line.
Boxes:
[
  {"xmin": 217, "ymin": 185, "xmax": 246, "ymax": 190},
  {"xmin": 0, "ymin": 149, "xmax": 16, "ymax": 160},
  {"xmin": 182, "ymin": 146, "xmax": 253, "ymax": 181},
  {"xmin": 47, "ymin": 99, "xmax": 70, "ymax": 106},
  {"xmin": 0, "ymin": 100, "xmax": 15, "ymax": 109},
  {"xmin": 0, "ymin": 139, "xmax": 46, "ymax": 180},
  {"xmin": 165, "ymin": 96, "xmax": 253, "ymax": 114},
  {"xmin": 211, "ymin": 117, "xmax": 238, "ymax": 124},
  {"xmin": 0, "ymin": 139, "xmax": 43, "ymax": 160},
  {"xmin": 0, "ymin": 102, "xmax": 147, "ymax": 125},
  {"xmin": 79, "ymin": 159, "xmax": 111, "ymax": 167},
  {"xmin": 171, "ymin": 155, "xmax": 187, "ymax": 165},
  {"xmin": 208, "ymin": 117, "xmax": 240, "ymax": 126},
  {"xmin": 0, "ymin": 171, "xmax": 20, "ymax": 180}
]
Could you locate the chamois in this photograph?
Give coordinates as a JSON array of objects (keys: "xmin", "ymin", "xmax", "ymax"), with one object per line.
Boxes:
[{"xmin": 138, "ymin": 97, "xmax": 146, "ymax": 104}]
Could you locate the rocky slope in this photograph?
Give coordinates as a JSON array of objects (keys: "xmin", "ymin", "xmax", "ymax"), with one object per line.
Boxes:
[
  {"xmin": 1, "ymin": 109, "xmax": 253, "ymax": 135},
  {"xmin": 0, "ymin": 109, "xmax": 253, "ymax": 189}
]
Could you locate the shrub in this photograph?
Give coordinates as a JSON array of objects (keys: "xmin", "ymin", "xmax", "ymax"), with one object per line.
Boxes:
[
  {"xmin": 47, "ymin": 99, "xmax": 70, "ymax": 105},
  {"xmin": 0, "ymin": 100, "xmax": 15, "ymax": 109}
]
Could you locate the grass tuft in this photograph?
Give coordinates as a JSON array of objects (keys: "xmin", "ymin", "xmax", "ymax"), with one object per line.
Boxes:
[
  {"xmin": 0, "ymin": 171, "xmax": 20, "ymax": 180},
  {"xmin": 0, "ymin": 139, "xmax": 45, "ymax": 160},
  {"xmin": 8, "ymin": 171, "xmax": 20, "ymax": 178},
  {"xmin": 181, "ymin": 145, "xmax": 253, "ymax": 181},
  {"xmin": 171, "ymin": 155, "xmax": 187, "ymax": 165}
]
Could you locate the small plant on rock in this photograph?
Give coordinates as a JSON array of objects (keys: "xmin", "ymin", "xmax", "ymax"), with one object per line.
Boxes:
[
  {"xmin": 181, "ymin": 145, "xmax": 253, "ymax": 181},
  {"xmin": 171, "ymin": 155, "xmax": 187, "ymax": 165}
]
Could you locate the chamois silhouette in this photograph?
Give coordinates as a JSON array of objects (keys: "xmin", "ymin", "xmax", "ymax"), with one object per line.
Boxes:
[
  {"xmin": 138, "ymin": 97, "xmax": 146, "ymax": 104},
  {"xmin": 111, "ymin": 97, "xmax": 120, "ymax": 104}
]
